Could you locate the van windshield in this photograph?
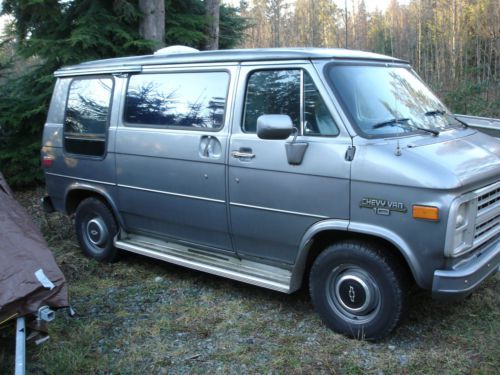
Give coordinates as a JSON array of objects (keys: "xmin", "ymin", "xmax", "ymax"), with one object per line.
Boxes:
[{"xmin": 326, "ymin": 63, "xmax": 462, "ymax": 138}]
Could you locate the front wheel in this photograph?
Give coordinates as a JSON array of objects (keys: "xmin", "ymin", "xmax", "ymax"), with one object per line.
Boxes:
[
  {"xmin": 75, "ymin": 197, "xmax": 118, "ymax": 262},
  {"xmin": 309, "ymin": 241, "xmax": 408, "ymax": 340}
]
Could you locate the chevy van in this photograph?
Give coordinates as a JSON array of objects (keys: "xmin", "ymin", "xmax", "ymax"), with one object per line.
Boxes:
[{"xmin": 41, "ymin": 47, "xmax": 500, "ymax": 339}]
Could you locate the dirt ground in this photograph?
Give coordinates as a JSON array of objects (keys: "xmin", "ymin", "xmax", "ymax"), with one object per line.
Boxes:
[{"xmin": 1, "ymin": 187, "xmax": 498, "ymax": 374}]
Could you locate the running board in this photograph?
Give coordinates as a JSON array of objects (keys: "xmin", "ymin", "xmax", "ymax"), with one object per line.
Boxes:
[{"xmin": 114, "ymin": 234, "xmax": 292, "ymax": 293}]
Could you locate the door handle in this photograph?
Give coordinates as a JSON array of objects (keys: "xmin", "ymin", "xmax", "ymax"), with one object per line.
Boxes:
[{"xmin": 231, "ymin": 148, "xmax": 255, "ymax": 159}]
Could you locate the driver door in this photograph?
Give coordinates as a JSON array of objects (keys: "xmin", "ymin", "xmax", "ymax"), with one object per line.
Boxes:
[{"xmin": 228, "ymin": 63, "xmax": 352, "ymax": 264}]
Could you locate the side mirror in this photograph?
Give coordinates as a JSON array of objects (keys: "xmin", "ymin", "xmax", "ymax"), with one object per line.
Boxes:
[
  {"xmin": 285, "ymin": 129, "xmax": 309, "ymax": 165},
  {"xmin": 256, "ymin": 114, "xmax": 294, "ymax": 140}
]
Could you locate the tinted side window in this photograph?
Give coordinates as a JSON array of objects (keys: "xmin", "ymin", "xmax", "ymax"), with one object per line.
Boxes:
[
  {"xmin": 243, "ymin": 70, "xmax": 300, "ymax": 133},
  {"xmin": 243, "ymin": 70, "xmax": 338, "ymax": 136},
  {"xmin": 64, "ymin": 77, "xmax": 113, "ymax": 156},
  {"xmin": 124, "ymin": 72, "xmax": 229, "ymax": 130},
  {"xmin": 304, "ymin": 73, "xmax": 339, "ymax": 136}
]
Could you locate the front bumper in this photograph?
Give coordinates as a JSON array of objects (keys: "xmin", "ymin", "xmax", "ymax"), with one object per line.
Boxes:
[{"xmin": 432, "ymin": 237, "xmax": 499, "ymax": 298}]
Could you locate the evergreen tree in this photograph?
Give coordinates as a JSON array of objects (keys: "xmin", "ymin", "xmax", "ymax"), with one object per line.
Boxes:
[
  {"xmin": 165, "ymin": 0, "xmax": 248, "ymax": 50},
  {"xmin": 0, "ymin": 0, "xmax": 248, "ymax": 187},
  {"xmin": 0, "ymin": 0, "xmax": 150, "ymax": 187}
]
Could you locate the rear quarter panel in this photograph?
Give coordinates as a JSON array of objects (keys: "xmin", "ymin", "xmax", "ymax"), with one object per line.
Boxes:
[{"xmin": 42, "ymin": 76, "xmax": 121, "ymax": 214}]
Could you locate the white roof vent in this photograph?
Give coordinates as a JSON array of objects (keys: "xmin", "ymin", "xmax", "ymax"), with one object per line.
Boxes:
[{"xmin": 154, "ymin": 45, "xmax": 200, "ymax": 55}]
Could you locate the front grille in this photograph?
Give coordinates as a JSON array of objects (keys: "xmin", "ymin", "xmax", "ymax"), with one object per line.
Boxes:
[
  {"xmin": 477, "ymin": 186, "xmax": 500, "ymax": 212},
  {"xmin": 473, "ymin": 182, "xmax": 500, "ymax": 248}
]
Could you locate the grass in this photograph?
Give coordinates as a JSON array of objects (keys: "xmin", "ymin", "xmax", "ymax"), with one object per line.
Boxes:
[{"xmin": 0, "ymin": 187, "xmax": 499, "ymax": 374}]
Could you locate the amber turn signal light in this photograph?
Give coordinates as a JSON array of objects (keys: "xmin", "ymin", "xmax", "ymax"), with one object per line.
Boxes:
[{"xmin": 412, "ymin": 205, "xmax": 439, "ymax": 221}]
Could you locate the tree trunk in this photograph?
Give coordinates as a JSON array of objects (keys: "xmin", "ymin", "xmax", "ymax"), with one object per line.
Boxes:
[
  {"xmin": 138, "ymin": 0, "xmax": 165, "ymax": 50},
  {"xmin": 417, "ymin": 0, "xmax": 421, "ymax": 72},
  {"xmin": 205, "ymin": 0, "xmax": 221, "ymax": 50}
]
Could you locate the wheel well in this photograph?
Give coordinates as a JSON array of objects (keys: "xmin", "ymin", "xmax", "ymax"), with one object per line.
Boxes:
[
  {"xmin": 66, "ymin": 189, "xmax": 111, "ymax": 216},
  {"xmin": 301, "ymin": 230, "xmax": 415, "ymax": 289}
]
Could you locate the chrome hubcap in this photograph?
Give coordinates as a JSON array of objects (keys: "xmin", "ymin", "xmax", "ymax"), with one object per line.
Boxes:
[
  {"xmin": 335, "ymin": 272, "xmax": 377, "ymax": 314},
  {"xmin": 86, "ymin": 218, "xmax": 108, "ymax": 246},
  {"xmin": 327, "ymin": 265, "xmax": 381, "ymax": 323}
]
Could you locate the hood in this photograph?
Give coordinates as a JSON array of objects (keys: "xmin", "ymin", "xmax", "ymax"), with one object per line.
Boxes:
[
  {"xmin": 406, "ymin": 130, "xmax": 500, "ymax": 188},
  {"xmin": 352, "ymin": 129, "xmax": 500, "ymax": 190}
]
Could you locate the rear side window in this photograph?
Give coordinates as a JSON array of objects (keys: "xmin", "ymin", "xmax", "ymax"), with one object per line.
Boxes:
[
  {"xmin": 64, "ymin": 77, "xmax": 113, "ymax": 156},
  {"xmin": 124, "ymin": 72, "xmax": 229, "ymax": 130}
]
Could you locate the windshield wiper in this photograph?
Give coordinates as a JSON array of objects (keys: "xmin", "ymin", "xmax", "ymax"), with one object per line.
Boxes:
[
  {"xmin": 372, "ymin": 118, "xmax": 439, "ymax": 136},
  {"xmin": 416, "ymin": 126, "xmax": 439, "ymax": 136},
  {"xmin": 425, "ymin": 109, "xmax": 446, "ymax": 116},
  {"xmin": 426, "ymin": 109, "xmax": 465, "ymax": 131},
  {"xmin": 372, "ymin": 118, "xmax": 410, "ymax": 129},
  {"xmin": 452, "ymin": 116, "xmax": 469, "ymax": 128}
]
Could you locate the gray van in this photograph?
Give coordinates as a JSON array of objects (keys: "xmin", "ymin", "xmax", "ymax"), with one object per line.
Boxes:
[{"xmin": 41, "ymin": 47, "xmax": 500, "ymax": 340}]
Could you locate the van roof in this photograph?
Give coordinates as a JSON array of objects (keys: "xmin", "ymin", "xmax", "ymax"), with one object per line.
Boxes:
[{"xmin": 54, "ymin": 47, "xmax": 408, "ymax": 77}]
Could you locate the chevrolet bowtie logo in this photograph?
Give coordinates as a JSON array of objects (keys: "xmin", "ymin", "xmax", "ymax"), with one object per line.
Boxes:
[{"xmin": 349, "ymin": 285, "xmax": 355, "ymax": 303}]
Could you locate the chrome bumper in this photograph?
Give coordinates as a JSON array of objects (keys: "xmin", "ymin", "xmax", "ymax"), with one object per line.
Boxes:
[{"xmin": 432, "ymin": 237, "xmax": 499, "ymax": 298}]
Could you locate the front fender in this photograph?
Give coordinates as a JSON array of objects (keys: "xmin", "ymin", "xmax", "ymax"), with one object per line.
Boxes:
[
  {"xmin": 290, "ymin": 219, "xmax": 425, "ymax": 292},
  {"xmin": 347, "ymin": 222, "xmax": 423, "ymax": 284},
  {"xmin": 290, "ymin": 219, "xmax": 348, "ymax": 291}
]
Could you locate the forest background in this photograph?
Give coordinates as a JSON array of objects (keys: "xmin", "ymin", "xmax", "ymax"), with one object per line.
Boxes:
[{"xmin": 0, "ymin": 0, "xmax": 498, "ymax": 187}]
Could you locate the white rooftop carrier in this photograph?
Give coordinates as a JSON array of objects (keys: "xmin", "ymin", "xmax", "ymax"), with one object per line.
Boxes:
[{"xmin": 153, "ymin": 45, "xmax": 199, "ymax": 55}]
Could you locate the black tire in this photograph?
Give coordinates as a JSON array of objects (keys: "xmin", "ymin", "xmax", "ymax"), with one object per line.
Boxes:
[
  {"xmin": 309, "ymin": 240, "xmax": 408, "ymax": 340},
  {"xmin": 75, "ymin": 197, "xmax": 118, "ymax": 262}
]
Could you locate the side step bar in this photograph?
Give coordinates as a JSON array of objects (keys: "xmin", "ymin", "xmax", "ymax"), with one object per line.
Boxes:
[{"xmin": 114, "ymin": 234, "xmax": 292, "ymax": 293}]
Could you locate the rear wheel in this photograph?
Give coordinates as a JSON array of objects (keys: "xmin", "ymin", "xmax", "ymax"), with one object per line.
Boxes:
[
  {"xmin": 75, "ymin": 197, "xmax": 118, "ymax": 262},
  {"xmin": 309, "ymin": 241, "xmax": 408, "ymax": 340}
]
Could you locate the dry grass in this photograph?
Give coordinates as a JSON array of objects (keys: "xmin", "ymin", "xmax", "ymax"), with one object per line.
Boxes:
[{"xmin": 1, "ymin": 187, "xmax": 498, "ymax": 374}]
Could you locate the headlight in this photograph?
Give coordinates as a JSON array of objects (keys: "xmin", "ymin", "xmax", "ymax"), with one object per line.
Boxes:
[
  {"xmin": 455, "ymin": 204, "xmax": 468, "ymax": 228},
  {"xmin": 445, "ymin": 196, "xmax": 477, "ymax": 257}
]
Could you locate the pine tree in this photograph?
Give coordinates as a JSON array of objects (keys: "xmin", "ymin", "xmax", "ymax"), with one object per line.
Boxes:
[
  {"xmin": 0, "ymin": 0, "xmax": 248, "ymax": 187},
  {"xmin": 0, "ymin": 0, "xmax": 150, "ymax": 186}
]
